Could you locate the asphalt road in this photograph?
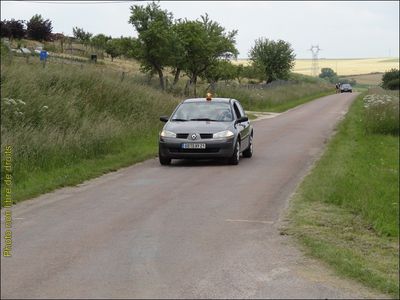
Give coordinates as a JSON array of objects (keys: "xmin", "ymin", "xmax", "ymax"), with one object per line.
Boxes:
[{"xmin": 1, "ymin": 92, "xmax": 384, "ymax": 299}]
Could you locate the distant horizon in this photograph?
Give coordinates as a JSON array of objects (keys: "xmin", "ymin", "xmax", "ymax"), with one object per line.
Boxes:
[{"xmin": 235, "ymin": 57, "xmax": 400, "ymax": 61}]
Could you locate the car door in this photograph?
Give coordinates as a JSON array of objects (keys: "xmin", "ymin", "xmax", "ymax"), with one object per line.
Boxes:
[{"xmin": 233, "ymin": 101, "xmax": 250, "ymax": 151}]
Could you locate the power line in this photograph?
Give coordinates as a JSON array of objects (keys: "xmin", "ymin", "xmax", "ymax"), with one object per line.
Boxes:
[
  {"xmin": 9, "ymin": 1, "xmax": 138, "ymax": 4},
  {"xmin": 309, "ymin": 45, "xmax": 321, "ymax": 77}
]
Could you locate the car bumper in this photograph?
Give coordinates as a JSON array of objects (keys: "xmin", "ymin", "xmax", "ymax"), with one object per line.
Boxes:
[{"xmin": 159, "ymin": 137, "xmax": 235, "ymax": 159}]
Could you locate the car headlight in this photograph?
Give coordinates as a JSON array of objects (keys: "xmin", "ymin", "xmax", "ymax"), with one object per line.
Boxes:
[
  {"xmin": 213, "ymin": 130, "xmax": 234, "ymax": 139},
  {"xmin": 160, "ymin": 130, "xmax": 176, "ymax": 138}
]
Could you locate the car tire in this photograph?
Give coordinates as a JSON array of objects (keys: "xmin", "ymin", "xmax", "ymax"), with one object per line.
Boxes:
[
  {"xmin": 228, "ymin": 140, "xmax": 240, "ymax": 165},
  {"xmin": 159, "ymin": 151, "xmax": 171, "ymax": 165},
  {"xmin": 242, "ymin": 134, "xmax": 253, "ymax": 158}
]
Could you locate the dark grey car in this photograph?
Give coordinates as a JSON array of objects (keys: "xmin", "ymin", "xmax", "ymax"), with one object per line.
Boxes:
[
  {"xmin": 159, "ymin": 97, "xmax": 253, "ymax": 165},
  {"xmin": 340, "ymin": 83, "xmax": 352, "ymax": 93}
]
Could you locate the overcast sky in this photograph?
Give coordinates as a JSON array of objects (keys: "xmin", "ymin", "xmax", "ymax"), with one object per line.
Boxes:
[{"xmin": 1, "ymin": 0, "xmax": 399, "ymax": 59}]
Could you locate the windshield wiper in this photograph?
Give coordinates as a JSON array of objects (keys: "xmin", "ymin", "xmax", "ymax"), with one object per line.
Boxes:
[
  {"xmin": 171, "ymin": 118, "xmax": 188, "ymax": 121},
  {"xmin": 189, "ymin": 118, "xmax": 218, "ymax": 121}
]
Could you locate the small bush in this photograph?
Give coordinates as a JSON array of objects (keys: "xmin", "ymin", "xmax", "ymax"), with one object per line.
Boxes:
[
  {"xmin": 382, "ymin": 68, "xmax": 400, "ymax": 90},
  {"xmin": 386, "ymin": 78, "xmax": 400, "ymax": 90}
]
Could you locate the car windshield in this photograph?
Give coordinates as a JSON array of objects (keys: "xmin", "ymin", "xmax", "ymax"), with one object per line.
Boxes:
[
  {"xmin": 171, "ymin": 102, "xmax": 233, "ymax": 122},
  {"xmin": 342, "ymin": 84, "xmax": 351, "ymax": 88}
]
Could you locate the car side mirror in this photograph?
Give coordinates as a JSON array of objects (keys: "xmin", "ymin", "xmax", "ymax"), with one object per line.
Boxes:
[
  {"xmin": 235, "ymin": 116, "xmax": 248, "ymax": 124},
  {"xmin": 160, "ymin": 116, "xmax": 169, "ymax": 123}
]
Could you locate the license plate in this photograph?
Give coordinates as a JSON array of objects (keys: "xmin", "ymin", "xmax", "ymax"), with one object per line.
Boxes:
[{"xmin": 181, "ymin": 143, "xmax": 206, "ymax": 149}]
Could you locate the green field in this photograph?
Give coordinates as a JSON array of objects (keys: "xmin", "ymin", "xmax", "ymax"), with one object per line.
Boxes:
[{"xmin": 284, "ymin": 89, "xmax": 399, "ymax": 297}]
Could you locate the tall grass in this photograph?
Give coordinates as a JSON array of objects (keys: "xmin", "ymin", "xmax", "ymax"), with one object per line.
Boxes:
[
  {"xmin": 214, "ymin": 81, "xmax": 332, "ymax": 112},
  {"xmin": 363, "ymin": 88, "xmax": 399, "ymax": 135},
  {"xmin": 1, "ymin": 59, "xmax": 180, "ymax": 202}
]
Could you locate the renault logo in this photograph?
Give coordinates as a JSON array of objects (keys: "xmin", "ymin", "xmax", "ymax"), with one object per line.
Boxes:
[{"xmin": 191, "ymin": 133, "xmax": 197, "ymax": 140}]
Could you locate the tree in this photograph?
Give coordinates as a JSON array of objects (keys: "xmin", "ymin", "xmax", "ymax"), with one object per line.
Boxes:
[
  {"xmin": 241, "ymin": 64, "xmax": 264, "ymax": 82},
  {"xmin": 117, "ymin": 36, "xmax": 139, "ymax": 58},
  {"xmin": 105, "ymin": 39, "xmax": 122, "ymax": 61},
  {"xmin": 90, "ymin": 33, "xmax": 111, "ymax": 50},
  {"xmin": 175, "ymin": 15, "xmax": 238, "ymax": 95},
  {"xmin": 382, "ymin": 68, "xmax": 400, "ymax": 90},
  {"xmin": 249, "ymin": 38, "xmax": 295, "ymax": 83},
  {"xmin": 1, "ymin": 19, "xmax": 25, "ymax": 40},
  {"xmin": 319, "ymin": 67, "xmax": 337, "ymax": 79},
  {"xmin": 168, "ymin": 22, "xmax": 186, "ymax": 86},
  {"xmin": 72, "ymin": 27, "xmax": 92, "ymax": 47},
  {"xmin": 129, "ymin": 2, "xmax": 175, "ymax": 90},
  {"xmin": 0, "ymin": 20, "xmax": 10, "ymax": 38},
  {"xmin": 26, "ymin": 14, "xmax": 52, "ymax": 41},
  {"xmin": 202, "ymin": 60, "xmax": 236, "ymax": 85},
  {"xmin": 234, "ymin": 64, "xmax": 244, "ymax": 84},
  {"xmin": 319, "ymin": 67, "xmax": 338, "ymax": 83}
]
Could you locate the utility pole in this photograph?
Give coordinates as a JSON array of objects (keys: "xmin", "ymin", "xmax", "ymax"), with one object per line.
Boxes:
[{"xmin": 309, "ymin": 45, "xmax": 321, "ymax": 77}]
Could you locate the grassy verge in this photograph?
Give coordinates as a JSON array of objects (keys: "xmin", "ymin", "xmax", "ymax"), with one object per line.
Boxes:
[
  {"xmin": 1, "ymin": 55, "xmax": 335, "ymax": 205},
  {"xmin": 214, "ymin": 82, "xmax": 333, "ymax": 112},
  {"xmin": 266, "ymin": 90, "xmax": 334, "ymax": 112},
  {"xmin": 283, "ymin": 90, "xmax": 399, "ymax": 297},
  {"xmin": 9, "ymin": 133, "xmax": 159, "ymax": 202}
]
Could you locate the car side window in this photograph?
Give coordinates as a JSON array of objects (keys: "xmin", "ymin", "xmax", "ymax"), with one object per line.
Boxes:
[{"xmin": 233, "ymin": 102, "xmax": 242, "ymax": 119}]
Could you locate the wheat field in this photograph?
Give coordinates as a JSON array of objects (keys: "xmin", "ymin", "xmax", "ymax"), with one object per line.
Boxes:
[{"xmin": 235, "ymin": 58, "xmax": 399, "ymax": 76}]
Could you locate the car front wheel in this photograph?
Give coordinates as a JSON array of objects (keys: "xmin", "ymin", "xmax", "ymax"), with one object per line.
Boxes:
[
  {"xmin": 228, "ymin": 140, "xmax": 240, "ymax": 165},
  {"xmin": 159, "ymin": 150, "xmax": 171, "ymax": 165}
]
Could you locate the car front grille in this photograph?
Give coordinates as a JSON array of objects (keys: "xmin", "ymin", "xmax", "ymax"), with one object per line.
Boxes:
[
  {"xmin": 176, "ymin": 133, "xmax": 214, "ymax": 139},
  {"xmin": 176, "ymin": 133, "xmax": 189, "ymax": 139},
  {"xmin": 199, "ymin": 133, "xmax": 213, "ymax": 139}
]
